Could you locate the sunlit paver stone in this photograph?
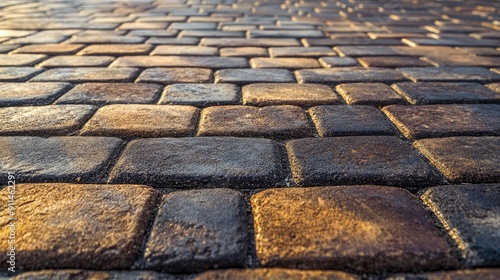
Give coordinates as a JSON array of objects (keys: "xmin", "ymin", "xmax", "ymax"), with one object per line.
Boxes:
[
  {"xmin": 421, "ymin": 184, "xmax": 500, "ymax": 266},
  {"xmin": 215, "ymin": 69, "xmax": 295, "ymax": 84},
  {"xmin": 30, "ymin": 67, "xmax": 138, "ymax": 83},
  {"xmin": 309, "ymin": 106, "xmax": 395, "ymax": 137},
  {"xmin": 37, "ymin": 55, "xmax": 115, "ymax": 68},
  {"xmin": 358, "ymin": 56, "xmax": 431, "ymax": 68},
  {"xmin": 0, "ymin": 105, "xmax": 95, "ymax": 136},
  {"xmin": 0, "ymin": 136, "xmax": 123, "ymax": 183},
  {"xmin": 336, "ymin": 83, "xmax": 406, "ymax": 105},
  {"xmin": 12, "ymin": 44, "xmax": 85, "ymax": 54},
  {"xmin": 55, "ymin": 83, "xmax": 162, "ymax": 105},
  {"xmin": 414, "ymin": 137, "xmax": 500, "ymax": 183},
  {"xmin": 0, "ymin": 67, "xmax": 43, "ymax": 81},
  {"xmin": 78, "ymin": 44, "xmax": 153, "ymax": 55},
  {"xmin": 251, "ymin": 186, "xmax": 457, "ymax": 271},
  {"xmin": 250, "ymin": 58, "xmax": 320, "ymax": 69},
  {"xmin": 110, "ymin": 56, "xmax": 248, "ymax": 68},
  {"xmin": 0, "ymin": 82, "xmax": 72, "ymax": 106},
  {"xmin": 319, "ymin": 57, "xmax": 358, "ymax": 67},
  {"xmin": 0, "ymin": 183, "xmax": 156, "ymax": 269},
  {"xmin": 200, "ymin": 38, "xmax": 301, "ymax": 47},
  {"xmin": 136, "ymin": 68, "xmax": 212, "ymax": 84},
  {"xmin": 0, "ymin": 54, "xmax": 47, "ymax": 66},
  {"xmin": 160, "ymin": 84, "xmax": 240, "ymax": 106},
  {"xmin": 296, "ymin": 68, "xmax": 407, "ymax": 84},
  {"xmin": 399, "ymin": 67, "xmax": 500, "ymax": 82},
  {"xmin": 151, "ymin": 45, "xmax": 218, "ymax": 56},
  {"xmin": 382, "ymin": 104, "xmax": 500, "ymax": 139},
  {"xmin": 109, "ymin": 137, "xmax": 283, "ymax": 188},
  {"xmin": 286, "ymin": 136, "xmax": 444, "ymax": 188},
  {"xmin": 220, "ymin": 47, "xmax": 268, "ymax": 57},
  {"xmin": 144, "ymin": 189, "xmax": 248, "ymax": 272},
  {"xmin": 81, "ymin": 105, "xmax": 199, "ymax": 137},
  {"xmin": 195, "ymin": 269, "xmax": 359, "ymax": 280},
  {"xmin": 242, "ymin": 83, "xmax": 338, "ymax": 106},
  {"xmin": 198, "ymin": 105, "xmax": 310, "ymax": 139}
]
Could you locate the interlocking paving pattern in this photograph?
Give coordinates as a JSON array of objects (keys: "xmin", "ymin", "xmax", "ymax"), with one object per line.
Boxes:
[{"xmin": 0, "ymin": 0, "xmax": 499, "ymax": 278}]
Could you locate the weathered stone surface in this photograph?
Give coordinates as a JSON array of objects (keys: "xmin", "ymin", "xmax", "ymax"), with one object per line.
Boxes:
[
  {"xmin": 296, "ymin": 68, "xmax": 408, "ymax": 84},
  {"xmin": 382, "ymin": 104, "xmax": 500, "ymax": 139},
  {"xmin": 0, "ymin": 136, "xmax": 122, "ymax": 183},
  {"xmin": 487, "ymin": 83, "xmax": 500, "ymax": 93},
  {"xmin": 195, "ymin": 269, "xmax": 359, "ymax": 280},
  {"xmin": 179, "ymin": 30, "xmax": 244, "ymax": 38},
  {"xmin": 111, "ymin": 56, "xmax": 248, "ymax": 69},
  {"xmin": 160, "ymin": 84, "xmax": 240, "ymax": 106},
  {"xmin": 67, "ymin": 35, "xmax": 146, "ymax": 44},
  {"xmin": 392, "ymin": 82, "xmax": 500, "ymax": 104},
  {"xmin": 319, "ymin": 57, "xmax": 358, "ymax": 67},
  {"xmin": 334, "ymin": 46, "xmax": 405, "ymax": 57},
  {"xmin": 215, "ymin": 69, "xmax": 295, "ymax": 84},
  {"xmin": 423, "ymin": 54, "xmax": 500, "ymax": 67},
  {"xmin": 414, "ymin": 137, "xmax": 500, "ymax": 183},
  {"xmin": 269, "ymin": 47, "xmax": 336, "ymax": 57},
  {"xmin": 55, "ymin": 83, "xmax": 162, "ymax": 105},
  {"xmin": 12, "ymin": 270, "xmax": 175, "ymax": 280},
  {"xmin": 421, "ymin": 184, "xmax": 500, "ymax": 266},
  {"xmin": 109, "ymin": 137, "xmax": 283, "ymax": 188},
  {"xmin": 248, "ymin": 30, "xmax": 324, "ymax": 38},
  {"xmin": 144, "ymin": 189, "xmax": 248, "ymax": 272},
  {"xmin": 0, "ymin": 105, "xmax": 96, "ymax": 136},
  {"xmin": 136, "ymin": 68, "xmax": 212, "ymax": 84},
  {"xmin": 388, "ymin": 269, "xmax": 500, "ymax": 280},
  {"xmin": 242, "ymin": 83, "xmax": 339, "ymax": 106},
  {"xmin": 0, "ymin": 67, "xmax": 43, "ymax": 81},
  {"xmin": 81, "ymin": 105, "xmax": 199, "ymax": 137},
  {"xmin": 30, "ymin": 67, "xmax": 138, "ymax": 83},
  {"xmin": 358, "ymin": 56, "xmax": 431, "ymax": 68},
  {"xmin": 12, "ymin": 44, "xmax": 85, "ymax": 54},
  {"xmin": 38, "ymin": 55, "xmax": 115, "ymax": 67},
  {"xmin": 286, "ymin": 136, "xmax": 444, "ymax": 188},
  {"xmin": 0, "ymin": 54, "xmax": 46, "ymax": 66},
  {"xmin": 151, "ymin": 46, "xmax": 218, "ymax": 56},
  {"xmin": 220, "ymin": 47, "xmax": 268, "ymax": 57},
  {"xmin": 250, "ymin": 58, "xmax": 320, "ymax": 69},
  {"xmin": 336, "ymin": 83, "xmax": 406, "ymax": 105},
  {"xmin": 200, "ymin": 38, "xmax": 301, "ymax": 47},
  {"xmin": 309, "ymin": 105, "xmax": 395, "ymax": 137},
  {"xmin": 197, "ymin": 105, "xmax": 310, "ymax": 139},
  {"xmin": 399, "ymin": 67, "xmax": 500, "ymax": 82},
  {"xmin": 0, "ymin": 82, "xmax": 72, "ymax": 106},
  {"xmin": 0, "ymin": 183, "xmax": 156, "ymax": 269},
  {"xmin": 78, "ymin": 44, "xmax": 153, "ymax": 55},
  {"xmin": 169, "ymin": 22, "xmax": 217, "ymax": 30},
  {"xmin": 147, "ymin": 37, "xmax": 199, "ymax": 45},
  {"xmin": 251, "ymin": 186, "xmax": 457, "ymax": 271}
]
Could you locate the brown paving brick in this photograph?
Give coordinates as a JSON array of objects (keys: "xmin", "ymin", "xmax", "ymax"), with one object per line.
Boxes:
[
  {"xmin": 319, "ymin": 57, "xmax": 359, "ymax": 67},
  {"xmin": 0, "ymin": 67, "xmax": 44, "ymax": 82},
  {"xmin": 0, "ymin": 105, "xmax": 96, "ymax": 136},
  {"xmin": 242, "ymin": 83, "xmax": 338, "ymax": 106},
  {"xmin": 118, "ymin": 22, "xmax": 168, "ymax": 30},
  {"xmin": 414, "ymin": 137, "xmax": 500, "ymax": 183},
  {"xmin": 55, "ymin": 83, "xmax": 162, "ymax": 105},
  {"xmin": 0, "ymin": 183, "xmax": 156, "ymax": 269},
  {"xmin": 309, "ymin": 105, "xmax": 395, "ymax": 137},
  {"xmin": 144, "ymin": 189, "xmax": 248, "ymax": 272},
  {"xmin": 269, "ymin": 47, "xmax": 336, "ymax": 57},
  {"xmin": 78, "ymin": 44, "xmax": 153, "ymax": 55},
  {"xmin": 38, "ymin": 56, "xmax": 115, "ymax": 68},
  {"xmin": 0, "ymin": 54, "xmax": 46, "ymax": 66},
  {"xmin": 200, "ymin": 38, "xmax": 301, "ymax": 47},
  {"xmin": 382, "ymin": 104, "xmax": 500, "ymax": 139},
  {"xmin": 251, "ymin": 186, "xmax": 457, "ymax": 271},
  {"xmin": 160, "ymin": 83, "xmax": 240, "ymax": 106},
  {"xmin": 296, "ymin": 68, "xmax": 408, "ymax": 84},
  {"xmin": 30, "ymin": 67, "xmax": 138, "ymax": 83},
  {"xmin": 250, "ymin": 58, "xmax": 320, "ymax": 69},
  {"xmin": 358, "ymin": 56, "xmax": 431, "ymax": 68},
  {"xmin": 286, "ymin": 136, "xmax": 444, "ymax": 188},
  {"xmin": 198, "ymin": 105, "xmax": 310, "ymax": 139},
  {"xmin": 136, "ymin": 68, "xmax": 212, "ymax": 84},
  {"xmin": 111, "ymin": 56, "xmax": 248, "ymax": 68},
  {"xmin": 0, "ymin": 82, "xmax": 72, "ymax": 106},
  {"xmin": 388, "ymin": 269, "xmax": 500, "ymax": 280},
  {"xmin": 81, "ymin": 105, "xmax": 199, "ymax": 137},
  {"xmin": 399, "ymin": 67, "xmax": 500, "ymax": 82},
  {"xmin": 109, "ymin": 137, "xmax": 283, "ymax": 188},
  {"xmin": 13, "ymin": 270, "xmax": 174, "ymax": 280},
  {"xmin": 11, "ymin": 44, "xmax": 85, "ymax": 55},
  {"xmin": 336, "ymin": 83, "xmax": 407, "ymax": 106},
  {"xmin": 392, "ymin": 82, "xmax": 500, "ymax": 104},
  {"xmin": 220, "ymin": 47, "xmax": 268, "ymax": 57},
  {"xmin": 0, "ymin": 136, "xmax": 123, "ymax": 183},
  {"xmin": 195, "ymin": 269, "xmax": 359, "ymax": 280},
  {"xmin": 215, "ymin": 69, "xmax": 295, "ymax": 84},
  {"xmin": 151, "ymin": 45, "xmax": 218, "ymax": 56}
]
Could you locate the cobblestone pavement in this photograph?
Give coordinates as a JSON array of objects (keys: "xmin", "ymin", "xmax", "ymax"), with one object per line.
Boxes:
[{"xmin": 0, "ymin": 0, "xmax": 499, "ymax": 279}]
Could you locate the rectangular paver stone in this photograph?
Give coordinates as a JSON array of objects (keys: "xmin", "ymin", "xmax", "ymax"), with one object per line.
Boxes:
[
  {"xmin": 111, "ymin": 56, "xmax": 248, "ymax": 68},
  {"xmin": 336, "ymin": 83, "xmax": 407, "ymax": 105},
  {"xmin": 215, "ymin": 69, "xmax": 295, "ymax": 84},
  {"xmin": 136, "ymin": 68, "xmax": 212, "ymax": 84},
  {"xmin": 242, "ymin": 83, "xmax": 339, "ymax": 106},
  {"xmin": 0, "ymin": 82, "xmax": 72, "ymax": 106},
  {"xmin": 399, "ymin": 67, "xmax": 500, "ymax": 82},
  {"xmin": 296, "ymin": 68, "xmax": 408, "ymax": 84},
  {"xmin": 30, "ymin": 67, "xmax": 138, "ymax": 83},
  {"xmin": 160, "ymin": 84, "xmax": 240, "ymax": 106}
]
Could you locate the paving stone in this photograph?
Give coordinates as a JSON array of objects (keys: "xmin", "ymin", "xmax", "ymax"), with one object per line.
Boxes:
[
  {"xmin": 423, "ymin": 55, "xmax": 500, "ymax": 67},
  {"xmin": 146, "ymin": 37, "xmax": 200, "ymax": 45},
  {"xmin": 388, "ymin": 269, "xmax": 500, "ymax": 280},
  {"xmin": 169, "ymin": 22, "xmax": 217, "ymax": 30},
  {"xmin": 403, "ymin": 38, "xmax": 500, "ymax": 48},
  {"xmin": 78, "ymin": 44, "xmax": 153, "ymax": 55},
  {"xmin": 0, "ymin": 54, "xmax": 46, "ymax": 66},
  {"xmin": 151, "ymin": 46, "xmax": 218, "ymax": 56},
  {"xmin": 197, "ymin": 105, "xmax": 310, "ymax": 139},
  {"xmin": 179, "ymin": 30, "xmax": 244, "ymax": 38},
  {"xmin": 55, "ymin": 83, "xmax": 162, "ymax": 105},
  {"xmin": 319, "ymin": 57, "xmax": 359, "ymax": 67},
  {"xmin": 0, "ymin": 136, "xmax": 123, "ymax": 183},
  {"xmin": 111, "ymin": 56, "xmax": 248, "ymax": 68},
  {"xmin": 31, "ymin": 67, "xmax": 138, "ymax": 83},
  {"xmin": 336, "ymin": 83, "xmax": 407, "ymax": 106},
  {"xmin": 269, "ymin": 47, "xmax": 336, "ymax": 57},
  {"xmin": 128, "ymin": 29, "xmax": 178, "ymax": 37},
  {"xmin": 0, "ymin": 183, "xmax": 156, "ymax": 269},
  {"xmin": 242, "ymin": 83, "xmax": 338, "ymax": 106},
  {"xmin": 0, "ymin": 82, "xmax": 72, "ymax": 106},
  {"xmin": 457, "ymin": 47, "xmax": 500, "ymax": 56},
  {"xmin": 118, "ymin": 22, "xmax": 168, "ymax": 30},
  {"xmin": 358, "ymin": 56, "xmax": 431, "ymax": 68},
  {"xmin": 81, "ymin": 105, "xmax": 199, "ymax": 137},
  {"xmin": 160, "ymin": 83, "xmax": 240, "ymax": 106},
  {"xmin": 286, "ymin": 136, "xmax": 444, "ymax": 188},
  {"xmin": 421, "ymin": 184, "xmax": 500, "ymax": 266},
  {"xmin": 38, "ymin": 56, "xmax": 115, "ymax": 68},
  {"xmin": 200, "ymin": 38, "xmax": 301, "ymax": 47},
  {"xmin": 215, "ymin": 69, "xmax": 295, "ymax": 84},
  {"xmin": 413, "ymin": 137, "xmax": 500, "ymax": 183},
  {"xmin": 109, "ymin": 137, "xmax": 283, "ymax": 188},
  {"xmin": 195, "ymin": 268, "xmax": 359, "ymax": 280},
  {"xmin": 487, "ymin": 83, "xmax": 500, "ymax": 93},
  {"xmin": 248, "ymin": 30, "xmax": 324, "ymax": 38},
  {"xmin": 296, "ymin": 68, "xmax": 408, "ymax": 84},
  {"xmin": 251, "ymin": 186, "xmax": 457, "ymax": 271},
  {"xmin": 0, "ymin": 105, "xmax": 96, "ymax": 136},
  {"xmin": 250, "ymin": 58, "xmax": 320, "ymax": 69},
  {"xmin": 392, "ymin": 82, "xmax": 500, "ymax": 104},
  {"xmin": 334, "ymin": 46, "xmax": 406, "ymax": 57},
  {"xmin": 136, "ymin": 68, "xmax": 212, "ymax": 84},
  {"xmin": 309, "ymin": 105, "xmax": 395, "ymax": 137},
  {"xmin": 67, "ymin": 35, "xmax": 146, "ymax": 44},
  {"xmin": 0, "ymin": 67, "xmax": 43, "ymax": 81},
  {"xmin": 144, "ymin": 189, "xmax": 248, "ymax": 272},
  {"xmin": 399, "ymin": 67, "xmax": 500, "ymax": 82},
  {"xmin": 220, "ymin": 47, "xmax": 268, "ymax": 57},
  {"xmin": 11, "ymin": 44, "xmax": 85, "ymax": 54},
  {"xmin": 382, "ymin": 104, "xmax": 500, "ymax": 139},
  {"xmin": 12, "ymin": 270, "xmax": 175, "ymax": 280}
]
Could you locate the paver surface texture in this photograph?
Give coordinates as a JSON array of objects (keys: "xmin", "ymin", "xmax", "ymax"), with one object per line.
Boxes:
[{"xmin": 0, "ymin": 0, "xmax": 499, "ymax": 278}]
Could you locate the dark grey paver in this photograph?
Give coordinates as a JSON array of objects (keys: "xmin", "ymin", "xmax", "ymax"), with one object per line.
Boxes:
[
  {"xmin": 399, "ymin": 67, "xmax": 500, "ymax": 82},
  {"xmin": 296, "ymin": 68, "xmax": 408, "ymax": 84},
  {"xmin": 215, "ymin": 69, "xmax": 295, "ymax": 84},
  {"xmin": 200, "ymin": 38, "xmax": 301, "ymax": 47},
  {"xmin": 388, "ymin": 269, "xmax": 500, "ymax": 280},
  {"xmin": 136, "ymin": 68, "xmax": 212, "ymax": 84},
  {"xmin": 30, "ymin": 67, "xmax": 138, "ymax": 83},
  {"xmin": 37, "ymin": 56, "xmax": 115, "ymax": 68},
  {"xmin": 144, "ymin": 189, "xmax": 248, "ymax": 272},
  {"xmin": 269, "ymin": 47, "xmax": 336, "ymax": 57},
  {"xmin": 160, "ymin": 83, "xmax": 240, "ymax": 106},
  {"xmin": 336, "ymin": 83, "xmax": 407, "ymax": 105},
  {"xmin": 110, "ymin": 56, "xmax": 248, "ymax": 68},
  {"xmin": 319, "ymin": 57, "xmax": 359, "ymax": 67},
  {"xmin": 12, "ymin": 44, "xmax": 85, "ymax": 54},
  {"xmin": 0, "ymin": 82, "xmax": 72, "ymax": 106},
  {"xmin": 248, "ymin": 30, "xmax": 324, "ymax": 38},
  {"xmin": 13, "ymin": 270, "xmax": 176, "ymax": 280},
  {"xmin": 195, "ymin": 269, "xmax": 359, "ymax": 280},
  {"xmin": 358, "ymin": 56, "xmax": 431, "ymax": 68},
  {"xmin": 242, "ymin": 83, "xmax": 338, "ymax": 106},
  {"xmin": 0, "ymin": 67, "xmax": 44, "ymax": 82}
]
